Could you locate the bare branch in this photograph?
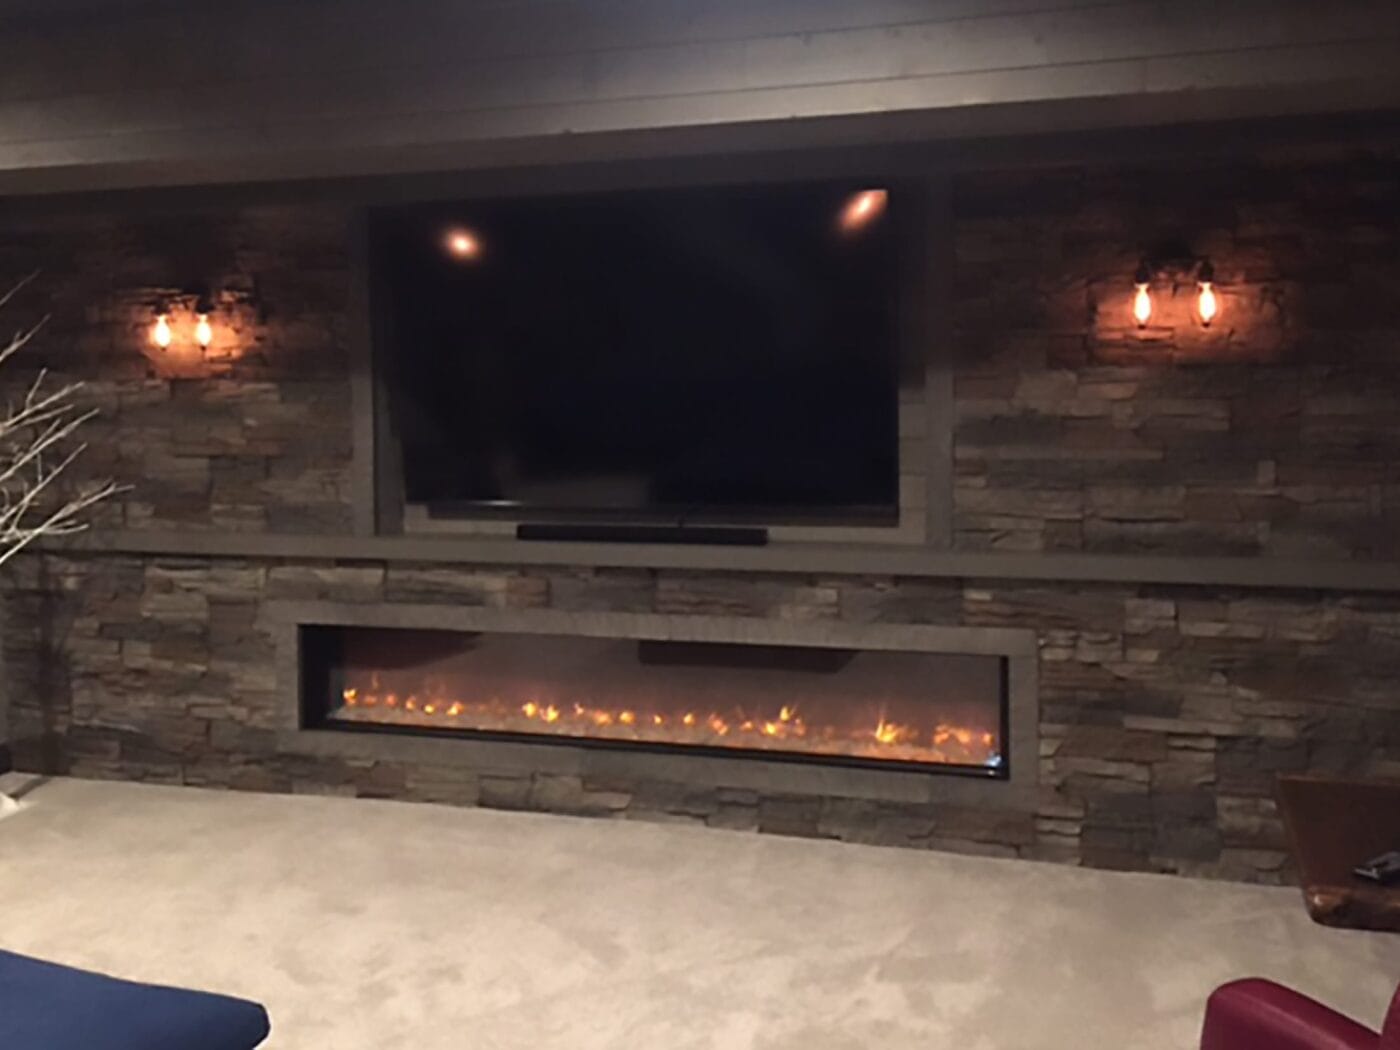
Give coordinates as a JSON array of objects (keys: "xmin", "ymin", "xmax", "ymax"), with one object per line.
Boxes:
[
  {"xmin": 0, "ymin": 271, "xmax": 38, "ymax": 312},
  {"xmin": 0, "ymin": 318, "xmax": 47, "ymax": 373},
  {"xmin": 0, "ymin": 277, "xmax": 121, "ymax": 566},
  {"xmin": 0, "ymin": 406, "xmax": 99, "ymax": 492}
]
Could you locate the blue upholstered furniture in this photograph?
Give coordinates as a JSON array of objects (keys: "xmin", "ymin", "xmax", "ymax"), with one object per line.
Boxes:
[{"xmin": 0, "ymin": 950, "xmax": 270, "ymax": 1049}]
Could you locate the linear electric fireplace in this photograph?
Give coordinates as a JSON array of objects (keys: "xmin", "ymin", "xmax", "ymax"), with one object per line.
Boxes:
[{"xmin": 299, "ymin": 620, "xmax": 1010, "ymax": 776}]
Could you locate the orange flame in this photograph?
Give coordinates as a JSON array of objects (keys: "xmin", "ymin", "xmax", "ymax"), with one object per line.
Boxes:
[
  {"xmin": 873, "ymin": 718, "xmax": 902, "ymax": 746},
  {"xmin": 333, "ymin": 676, "xmax": 1000, "ymax": 768}
]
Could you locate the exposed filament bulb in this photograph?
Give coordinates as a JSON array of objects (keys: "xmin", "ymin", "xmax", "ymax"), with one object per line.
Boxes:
[
  {"xmin": 1197, "ymin": 262, "xmax": 1218, "ymax": 327},
  {"xmin": 1131, "ymin": 261, "xmax": 1154, "ymax": 329},
  {"xmin": 152, "ymin": 313, "xmax": 172, "ymax": 349},
  {"xmin": 1132, "ymin": 282, "xmax": 1152, "ymax": 328},
  {"xmin": 1197, "ymin": 282, "xmax": 1217, "ymax": 326}
]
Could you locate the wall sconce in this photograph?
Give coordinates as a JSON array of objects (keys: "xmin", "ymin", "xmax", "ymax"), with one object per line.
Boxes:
[
  {"xmin": 1130, "ymin": 250, "xmax": 1219, "ymax": 330},
  {"xmin": 150, "ymin": 288, "xmax": 218, "ymax": 352}
]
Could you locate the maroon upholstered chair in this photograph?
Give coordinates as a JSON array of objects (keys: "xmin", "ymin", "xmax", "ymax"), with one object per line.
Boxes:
[{"xmin": 1201, "ymin": 979, "xmax": 1400, "ymax": 1050}]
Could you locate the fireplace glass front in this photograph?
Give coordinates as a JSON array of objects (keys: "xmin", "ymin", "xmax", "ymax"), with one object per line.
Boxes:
[{"xmin": 301, "ymin": 625, "xmax": 1008, "ymax": 775}]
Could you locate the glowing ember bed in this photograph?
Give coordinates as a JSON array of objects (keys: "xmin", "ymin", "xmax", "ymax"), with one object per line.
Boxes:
[{"xmin": 300, "ymin": 625, "xmax": 1007, "ymax": 776}]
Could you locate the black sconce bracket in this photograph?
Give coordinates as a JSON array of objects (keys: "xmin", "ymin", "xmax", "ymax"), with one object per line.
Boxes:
[
  {"xmin": 1137, "ymin": 240, "xmax": 1213, "ymax": 283},
  {"xmin": 149, "ymin": 283, "xmax": 214, "ymax": 314}
]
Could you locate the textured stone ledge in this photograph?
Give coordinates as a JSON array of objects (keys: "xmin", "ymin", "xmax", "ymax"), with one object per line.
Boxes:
[{"xmin": 44, "ymin": 529, "xmax": 1400, "ymax": 594}]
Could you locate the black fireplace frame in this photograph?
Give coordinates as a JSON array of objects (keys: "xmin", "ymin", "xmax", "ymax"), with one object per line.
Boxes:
[
  {"xmin": 297, "ymin": 622, "xmax": 1013, "ymax": 780},
  {"xmin": 270, "ymin": 602, "xmax": 1040, "ymax": 809}
]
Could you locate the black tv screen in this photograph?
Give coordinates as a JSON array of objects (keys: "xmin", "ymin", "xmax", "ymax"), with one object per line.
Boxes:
[{"xmin": 371, "ymin": 179, "xmax": 901, "ymax": 523}]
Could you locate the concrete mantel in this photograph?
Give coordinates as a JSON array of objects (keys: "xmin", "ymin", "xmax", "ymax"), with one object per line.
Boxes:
[{"xmin": 44, "ymin": 529, "xmax": 1400, "ymax": 596}]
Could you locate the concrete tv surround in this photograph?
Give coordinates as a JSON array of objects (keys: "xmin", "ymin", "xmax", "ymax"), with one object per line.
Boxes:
[{"xmin": 3, "ymin": 141, "xmax": 1400, "ymax": 884}]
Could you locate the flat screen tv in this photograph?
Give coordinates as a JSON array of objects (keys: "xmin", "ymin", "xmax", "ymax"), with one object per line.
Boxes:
[{"xmin": 370, "ymin": 178, "xmax": 901, "ymax": 524}]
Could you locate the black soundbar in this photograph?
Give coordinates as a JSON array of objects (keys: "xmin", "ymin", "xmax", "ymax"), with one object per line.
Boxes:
[{"xmin": 516, "ymin": 522, "xmax": 768, "ymax": 546}]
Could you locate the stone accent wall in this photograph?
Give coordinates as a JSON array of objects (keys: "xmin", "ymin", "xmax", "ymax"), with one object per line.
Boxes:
[
  {"xmin": 3, "ymin": 148, "xmax": 1400, "ymax": 884},
  {"xmin": 2, "ymin": 153, "xmax": 1396, "ymax": 554},
  {"xmin": 953, "ymin": 152, "xmax": 1400, "ymax": 557},
  {"xmin": 0, "ymin": 205, "xmax": 355, "ymax": 533},
  {"xmin": 6, "ymin": 555, "xmax": 1399, "ymax": 883}
]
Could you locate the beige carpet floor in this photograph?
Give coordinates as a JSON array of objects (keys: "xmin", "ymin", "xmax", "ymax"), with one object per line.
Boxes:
[{"xmin": 1, "ymin": 776, "xmax": 1397, "ymax": 1050}]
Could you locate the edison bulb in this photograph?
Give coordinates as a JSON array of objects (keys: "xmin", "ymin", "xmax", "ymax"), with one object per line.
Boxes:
[
  {"xmin": 152, "ymin": 314, "xmax": 172, "ymax": 349},
  {"xmin": 1132, "ymin": 283, "xmax": 1152, "ymax": 328},
  {"xmin": 195, "ymin": 313, "xmax": 213, "ymax": 348},
  {"xmin": 1198, "ymin": 281, "xmax": 1218, "ymax": 327}
]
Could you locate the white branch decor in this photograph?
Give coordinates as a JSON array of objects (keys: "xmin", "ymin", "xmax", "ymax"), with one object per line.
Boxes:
[
  {"xmin": 1, "ymin": 276, "xmax": 123, "ymax": 810},
  {"xmin": 0, "ymin": 275, "xmax": 123, "ymax": 568}
]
